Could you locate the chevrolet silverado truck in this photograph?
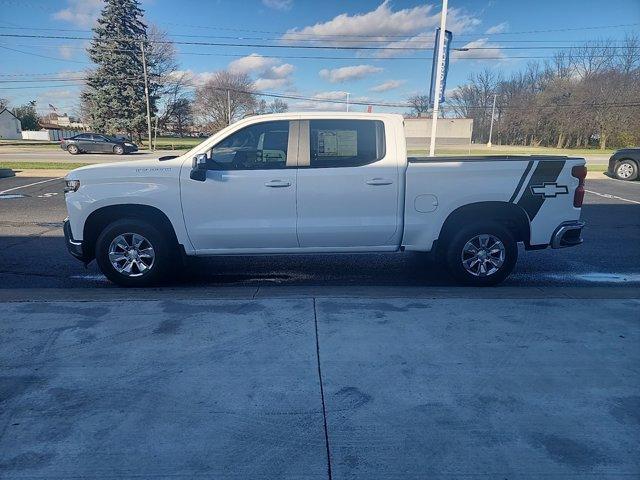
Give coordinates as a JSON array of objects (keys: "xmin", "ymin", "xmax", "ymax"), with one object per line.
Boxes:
[{"xmin": 63, "ymin": 112, "xmax": 586, "ymax": 287}]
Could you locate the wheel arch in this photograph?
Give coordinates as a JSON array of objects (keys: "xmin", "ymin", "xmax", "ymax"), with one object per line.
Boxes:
[
  {"xmin": 83, "ymin": 204, "xmax": 179, "ymax": 261},
  {"xmin": 437, "ymin": 201, "xmax": 531, "ymax": 250}
]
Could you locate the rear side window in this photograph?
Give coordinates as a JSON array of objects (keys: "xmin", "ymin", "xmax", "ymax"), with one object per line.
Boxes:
[
  {"xmin": 309, "ymin": 120, "xmax": 385, "ymax": 168},
  {"xmin": 75, "ymin": 134, "xmax": 91, "ymax": 140}
]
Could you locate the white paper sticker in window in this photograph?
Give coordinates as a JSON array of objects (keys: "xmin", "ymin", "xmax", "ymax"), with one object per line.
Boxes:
[{"xmin": 317, "ymin": 130, "xmax": 357, "ymax": 157}]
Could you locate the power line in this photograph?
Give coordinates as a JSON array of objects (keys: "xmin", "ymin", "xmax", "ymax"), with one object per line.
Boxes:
[
  {"xmin": 0, "ymin": 33, "xmax": 635, "ymax": 51},
  {"xmin": 0, "ymin": 44, "xmax": 88, "ymax": 64},
  {"xmin": 0, "ymin": 25, "xmax": 635, "ymax": 45},
  {"xmin": 0, "ymin": 43, "xmax": 634, "ymax": 64},
  {"xmin": 158, "ymin": 21, "xmax": 640, "ymax": 39},
  {"xmin": 2, "ymin": 21, "xmax": 638, "ymax": 39},
  {"xmin": 2, "ymin": 80, "xmax": 638, "ymax": 111}
]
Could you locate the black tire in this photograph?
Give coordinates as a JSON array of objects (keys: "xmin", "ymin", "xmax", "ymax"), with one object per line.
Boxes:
[
  {"xmin": 67, "ymin": 144, "xmax": 79, "ymax": 155},
  {"xmin": 444, "ymin": 222, "xmax": 518, "ymax": 286},
  {"xmin": 113, "ymin": 144, "xmax": 125, "ymax": 155},
  {"xmin": 614, "ymin": 159, "xmax": 638, "ymax": 181},
  {"xmin": 95, "ymin": 218, "xmax": 176, "ymax": 287}
]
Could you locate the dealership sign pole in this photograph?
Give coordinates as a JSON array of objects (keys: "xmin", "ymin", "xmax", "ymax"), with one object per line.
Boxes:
[{"xmin": 429, "ymin": 0, "xmax": 451, "ymax": 157}]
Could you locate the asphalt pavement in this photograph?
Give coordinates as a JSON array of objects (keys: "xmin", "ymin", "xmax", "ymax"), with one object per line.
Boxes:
[{"xmin": 0, "ymin": 172, "xmax": 638, "ymax": 290}]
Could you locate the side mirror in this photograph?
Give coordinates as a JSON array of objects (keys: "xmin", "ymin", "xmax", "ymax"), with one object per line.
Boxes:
[{"xmin": 190, "ymin": 153, "xmax": 208, "ymax": 181}]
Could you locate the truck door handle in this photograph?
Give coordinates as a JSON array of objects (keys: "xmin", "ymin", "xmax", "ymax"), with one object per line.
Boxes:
[
  {"xmin": 264, "ymin": 180, "xmax": 291, "ymax": 188},
  {"xmin": 366, "ymin": 178, "xmax": 393, "ymax": 186}
]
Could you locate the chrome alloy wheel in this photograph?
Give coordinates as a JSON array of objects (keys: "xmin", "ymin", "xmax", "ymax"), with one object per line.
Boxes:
[
  {"xmin": 461, "ymin": 234, "xmax": 506, "ymax": 277},
  {"xmin": 617, "ymin": 162, "xmax": 634, "ymax": 179},
  {"xmin": 108, "ymin": 233, "xmax": 155, "ymax": 277}
]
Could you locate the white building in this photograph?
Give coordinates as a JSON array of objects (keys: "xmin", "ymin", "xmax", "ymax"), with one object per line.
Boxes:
[
  {"xmin": 0, "ymin": 108, "xmax": 22, "ymax": 140},
  {"xmin": 404, "ymin": 117, "xmax": 473, "ymax": 149}
]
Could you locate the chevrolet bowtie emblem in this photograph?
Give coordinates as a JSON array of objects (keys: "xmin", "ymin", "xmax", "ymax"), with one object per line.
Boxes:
[{"xmin": 531, "ymin": 182, "xmax": 569, "ymax": 198}]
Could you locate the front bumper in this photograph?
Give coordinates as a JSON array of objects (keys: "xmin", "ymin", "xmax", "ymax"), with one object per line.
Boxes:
[
  {"xmin": 551, "ymin": 221, "xmax": 585, "ymax": 249},
  {"xmin": 63, "ymin": 219, "xmax": 88, "ymax": 261}
]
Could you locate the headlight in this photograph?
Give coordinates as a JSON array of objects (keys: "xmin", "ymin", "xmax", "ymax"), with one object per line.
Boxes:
[
  {"xmin": 64, "ymin": 179, "xmax": 80, "ymax": 193},
  {"xmin": 125, "ymin": 142, "xmax": 134, "ymax": 147}
]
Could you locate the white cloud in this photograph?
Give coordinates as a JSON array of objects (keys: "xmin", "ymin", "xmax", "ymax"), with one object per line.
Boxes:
[
  {"xmin": 169, "ymin": 70, "xmax": 215, "ymax": 87},
  {"xmin": 262, "ymin": 0, "xmax": 293, "ymax": 11},
  {"xmin": 227, "ymin": 54, "xmax": 295, "ymax": 91},
  {"xmin": 452, "ymin": 38, "xmax": 505, "ymax": 61},
  {"xmin": 281, "ymin": 0, "xmax": 480, "ymax": 56},
  {"xmin": 370, "ymin": 79, "xmax": 405, "ymax": 92},
  {"xmin": 254, "ymin": 78, "xmax": 290, "ymax": 90},
  {"xmin": 228, "ymin": 54, "xmax": 280, "ymax": 75},
  {"xmin": 53, "ymin": 0, "xmax": 103, "ymax": 28},
  {"xmin": 485, "ymin": 22, "xmax": 509, "ymax": 34},
  {"xmin": 58, "ymin": 45, "xmax": 74, "ymax": 60},
  {"xmin": 319, "ymin": 65, "xmax": 383, "ymax": 83}
]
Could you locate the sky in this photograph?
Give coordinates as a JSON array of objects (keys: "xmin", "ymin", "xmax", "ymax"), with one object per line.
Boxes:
[{"xmin": 0, "ymin": 0, "xmax": 639, "ymax": 116}]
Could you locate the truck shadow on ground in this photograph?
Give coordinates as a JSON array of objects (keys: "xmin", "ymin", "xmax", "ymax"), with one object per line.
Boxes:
[{"xmin": 0, "ymin": 203, "xmax": 637, "ymax": 289}]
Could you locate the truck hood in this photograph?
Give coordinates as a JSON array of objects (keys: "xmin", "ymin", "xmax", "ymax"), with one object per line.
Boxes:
[{"xmin": 65, "ymin": 158, "xmax": 183, "ymax": 181}]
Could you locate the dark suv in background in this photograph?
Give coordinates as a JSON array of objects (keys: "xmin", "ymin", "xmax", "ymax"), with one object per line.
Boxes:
[
  {"xmin": 60, "ymin": 133, "xmax": 138, "ymax": 155},
  {"xmin": 608, "ymin": 148, "xmax": 639, "ymax": 181}
]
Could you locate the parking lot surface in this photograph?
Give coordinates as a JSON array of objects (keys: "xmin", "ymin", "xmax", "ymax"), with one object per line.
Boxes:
[
  {"xmin": 0, "ymin": 172, "xmax": 638, "ymax": 289},
  {"xmin": 1, "ymin": 297, "xmax": 638, "ymax": 478}
]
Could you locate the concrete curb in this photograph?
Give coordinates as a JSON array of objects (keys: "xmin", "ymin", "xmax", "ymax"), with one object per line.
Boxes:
[
  {"xmin": 0, "ymin": 168, "xmax": 15, "ymax": 178},
  {"xmin": 0, "ymin": 285, "xmax": 638, "ymax": 303}
]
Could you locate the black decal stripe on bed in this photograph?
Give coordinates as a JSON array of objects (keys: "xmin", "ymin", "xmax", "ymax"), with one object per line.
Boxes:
[
  {"xmin": 516, "ymin": 160, "xmax": 566, "ymax": 221},
  {"xmin": 509, "ymin": 160, "xmax": 535, "ymax": 203}
]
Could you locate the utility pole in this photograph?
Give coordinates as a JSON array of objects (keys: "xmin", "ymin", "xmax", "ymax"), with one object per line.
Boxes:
[
  {"xmin": 429, "ymin": 0, "xmax": 448, "ymax": 157},
  {"xmin": 140, "ymin": 40, "xmax": 153, "ymax": 151},
  {"xmin": 346, "ymin": 92, "xmax": 350, "ymax": 112},
  {"xmin": 227, "ymin": 89, "xmax": 231, "ymax": 125},
  {"xmin": 153, "ymin": 115, "xmax": 159, "ymax": 151},
  {"xmin": 487, "ymin": 93, "xmax": 497, "ymax": 147}
]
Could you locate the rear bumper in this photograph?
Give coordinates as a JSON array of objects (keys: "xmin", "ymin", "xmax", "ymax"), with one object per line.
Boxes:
[
  {"xmin": 63, "ymin": 219, "xmax": 88, "ymax": 261},
  {"xmin": 551, "ymin": 221, "xmax": 585, "ymax": 249}
]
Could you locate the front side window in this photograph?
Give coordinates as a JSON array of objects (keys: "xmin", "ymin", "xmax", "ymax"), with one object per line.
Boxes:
[
  {"xmin": 208, "ymin": 121, "xmax": 289, "ymax": 170},
  {"xmin": 309, "ymin": 119, "xmax": 385, "ymax": 168}
]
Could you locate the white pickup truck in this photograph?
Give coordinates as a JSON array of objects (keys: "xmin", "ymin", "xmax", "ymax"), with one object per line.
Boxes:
[{"xmin": 63, "ymin": 112, "xmax": 586, "ymax": 287}]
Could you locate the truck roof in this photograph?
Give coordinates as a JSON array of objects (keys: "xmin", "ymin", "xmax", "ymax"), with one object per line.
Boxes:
[{"xmin": 240, "ymin": 112, "xmax": 404, "ymax": 121}]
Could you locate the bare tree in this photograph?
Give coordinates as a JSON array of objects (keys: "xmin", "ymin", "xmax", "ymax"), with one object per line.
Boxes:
[
  {"xmin": 254, "ymin": 98, "xmax": 289, "ymax": 114},
  {"xmin": 194, "ymin": 71, "xmax": 257, "ymax": 131},
  {"xmin": 407, "ymin": 94, "xmax": 430, "ymax": 117},
  {"xmin": 0, "ymin": 98, "xmax": 8, "ymax": 110}
]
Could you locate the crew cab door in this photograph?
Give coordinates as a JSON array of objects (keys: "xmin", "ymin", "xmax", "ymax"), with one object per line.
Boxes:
[
  {"xmin": 296, "ymin": 119, "xmax": 401, "ymax": 248},
  {"xmin": 180, "ymin": 120, "xmax": 299, "ymax": 252}
]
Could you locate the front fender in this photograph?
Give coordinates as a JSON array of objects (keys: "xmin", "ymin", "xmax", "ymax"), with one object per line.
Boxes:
[{"xmin": 65, "ymin": 180, "xmax": 193, "ymax": 253}]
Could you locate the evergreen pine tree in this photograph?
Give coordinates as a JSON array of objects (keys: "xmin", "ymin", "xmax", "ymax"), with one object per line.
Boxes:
[{"xmin": 83, "ymin": 0, "xmax": 156, "ymax": 139}]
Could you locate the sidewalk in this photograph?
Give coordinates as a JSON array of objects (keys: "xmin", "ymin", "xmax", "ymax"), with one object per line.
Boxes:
[{"xmin": 1, "ymin": 293, "xmax": 638, "ymax": 479}]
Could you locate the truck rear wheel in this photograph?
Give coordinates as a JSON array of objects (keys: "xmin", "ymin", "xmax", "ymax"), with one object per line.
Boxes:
[
  {"xmin": 444, "ymin": 222, "xmax": 517, "ymax": 286},
  {"xmin": 95, "ymin": 219, "xmax": 175, "ymax": 287}
]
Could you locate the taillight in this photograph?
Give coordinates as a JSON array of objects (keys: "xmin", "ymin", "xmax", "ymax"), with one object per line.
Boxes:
[{"xmin": 572, "ymin": 165, "xmax": 587, "ymax": 207}]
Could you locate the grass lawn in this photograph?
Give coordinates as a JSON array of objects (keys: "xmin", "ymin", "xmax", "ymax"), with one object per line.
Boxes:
[{"xmin": 147, "ymin": 137, "xmax": 202, "ymax": 150}]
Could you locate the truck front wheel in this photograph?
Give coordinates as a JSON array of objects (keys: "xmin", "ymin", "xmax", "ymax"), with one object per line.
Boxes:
[
  {"xmin": 95, "ymin": 219, "xmax": 175, "ymax": 287},
  {"xmin": 444, "ymin": 222, "xmax": 517, "ymax": 286}
]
